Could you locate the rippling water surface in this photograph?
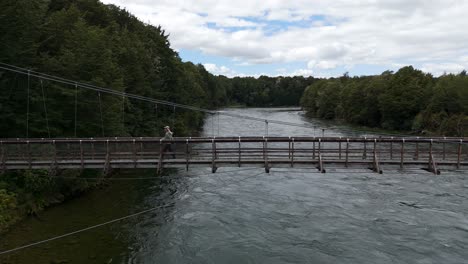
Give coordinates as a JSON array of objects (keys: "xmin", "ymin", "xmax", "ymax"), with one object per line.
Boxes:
[{"xmin": 1, "ymin": 108, "xmax": 467, "ymax": 264}]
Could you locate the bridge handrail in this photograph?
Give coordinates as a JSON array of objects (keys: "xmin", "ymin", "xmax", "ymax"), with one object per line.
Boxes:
[{"xmin": 0, "ymin": 137, "xmax": 466, "ymax": 144}]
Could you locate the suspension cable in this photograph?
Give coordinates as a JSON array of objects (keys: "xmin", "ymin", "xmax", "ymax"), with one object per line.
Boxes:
[
  {"xmin": 0, "ymin": 63, "xmax": 318, "ymax": 130},
  {"xmin": 26, "ymin": 70, "xmax": 30, "ymax": 138},
  {"xmin": 217, "ymin": 111, "xmax": 220, "ymax": 136},
  {"xmin": 0, "ymin": 203, "xmax": 173, "ymax": 255},
  {"xmin": 40, "ymin": 80, "xmax": 51, "ymax": 138},
  {"xmin": 172, "ymin": 105, "xmax": 176, "ymax": 129},
  {"xmin": 98, "ymin": 91, "xmax": 105, "ymax": 137},
  {"xmin": 0, "ymin": 62, "xmax": 413, "ymax": 137},
  {"xmin": 154, "ymin": 103, "xmax": 158, "ymax": 135},
  {"xmin": 121, "ymin": 94, "xmax": 125, "ymax": 130},
  {"xmin": 74, "ymin": 83, "xmax": 78, "ymax": 137}
]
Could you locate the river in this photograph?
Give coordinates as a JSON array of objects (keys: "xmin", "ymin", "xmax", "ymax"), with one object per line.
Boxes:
[{"xmin": 0, "ymin": 108, "xmax": 467, "ymax": 264}]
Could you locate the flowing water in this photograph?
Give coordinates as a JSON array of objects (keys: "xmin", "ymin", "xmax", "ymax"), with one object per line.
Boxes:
[{"xmin": 0, "ymin": 108, "xmax": 467, "ymax": 264}]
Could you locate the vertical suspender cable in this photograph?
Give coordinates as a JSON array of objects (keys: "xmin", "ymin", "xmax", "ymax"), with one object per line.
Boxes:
[
  {"xmin": 74, "ymin": 83, "xmax": 78, "ymax": 137},
  {"xmin": 26, "ymin": 71, "xmax": 30, "ymax": 138},
  {"xmin": 217, "ymin": 111, "xmax": 220, "ymax": 136},
  {"xmin": 122, "ymin": 94, "xmax": 125, "ymax": 130},
  {"xmin": 211, "ymin": 113, "xmax": 214, "ymax": 136},
  {"xmin": 265, "ymin": 120, "xmax": 269, "ymax": 137},
  {"xmin": 40, "ymin": 80, "xmax": 51, "ymax": 138},
  {"xmin": 98, "ymin": 92, "xmax": 105, "ymax": 137},
  {"xmin": 172, "ymin": 105, "xmax": 176, "ymax": 129},
  {"xmin": 154, "ymin": 104, "xmax": 158, "ymax": 135}
]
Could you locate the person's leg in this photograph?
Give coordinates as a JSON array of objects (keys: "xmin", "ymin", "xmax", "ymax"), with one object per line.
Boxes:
[
  {"xmin": 162, "ymin": 143, "xmax": 170, "ymax": 158},
  {"xmin": 169, "ymin": 144, "xmax": 176, "ymax": 158}
]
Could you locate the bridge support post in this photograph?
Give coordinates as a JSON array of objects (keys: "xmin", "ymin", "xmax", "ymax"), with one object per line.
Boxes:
[
  {"xmin": 317, "ymin": 154, "xmax": 326, "ymax": 173},
  {"xmin": 186, "ymin": 139, "xmax": 190, "ymax": 171},
  {"xmin": 157, "ymin": 139, "xmax": 163, "ymax": 174},
  {"xmin": 264, "ymin": 138, "xmax": 270, "ymax": 173},
  {"xmin": 48, "ymin": 140, "xmax": 58, "ymax": 176},
  {"xmin": 238, "ymin": 137, "xmax": 241, "ymax": 167},
  {"xmin": 345, "ymin": 139, "xmax": 349, "ymax": 167},
  {"xmin": 1, "ymin": 141, "xmax": 5, "ymax": 175},
  {"xmin": 79, "ymin": 140, "xmax": 84, "ymax": 171},
  {"xmin": 363, "ymin": 137, "xmax": 367, "ymax": 159},
  {"xmin": 290, "ymin": 138, "xmax": 295, "ymax": 168},
  {"xmin": 103, "ymin": 140, "xmax": 111, "ymax": 176},
  {"xmin": 390, "ymin": 138, "xmax": 393, "ymax": 160},
  {"xmin": 338, "ymin": 137, "xmax": 342, "ymax": 160},
  {"xmin": 133, "ymin": 139, "xmax": 137, "ymax": 168},
  {"xmin": 443, "ymin": 138, "xmax": 446, "ymax": 160},
  {"xmin": 371, "ymin": 140, "xmax": 383, "ymax": 174},
  {"xmin": 400, "ymin": 138, "xmax": 405, "ymax": 169},
  {"xmin": 428, "ymin": 154, "xmax": 440, "ymax": 175},
  {"xmin": 27, "ymin": 141, "xmax": 31, "ymax": 169},
  {"xmin": 313, "ymin": 140, "xmax": 316, "ymax": 159},
  {"xmin": 212, "ymin": 139, "xmax": 217, "ymax": 173},
  {"xmin": 457, "ymin": 140, "xmax": 462, "ymax": 169},
  {"xmin": 414, "ymin": 138, "xmax": 419, "ymax": 160}
]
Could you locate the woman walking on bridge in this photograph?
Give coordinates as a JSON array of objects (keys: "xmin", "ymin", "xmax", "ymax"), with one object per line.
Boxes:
[{"xmin": 162, "ymin": 126, "xmax": 176, "ymax": 158}]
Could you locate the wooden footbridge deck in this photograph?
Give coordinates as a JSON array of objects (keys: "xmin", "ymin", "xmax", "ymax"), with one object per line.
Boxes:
[{"xmin": 1, "ymin": 137, "xmax": 467, "ymax": 175}]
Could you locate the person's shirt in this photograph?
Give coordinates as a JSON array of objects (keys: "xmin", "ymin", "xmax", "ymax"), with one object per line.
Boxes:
[{"xmin": 163, "ymin": 131, "xmax": 173, "ymax": 140}]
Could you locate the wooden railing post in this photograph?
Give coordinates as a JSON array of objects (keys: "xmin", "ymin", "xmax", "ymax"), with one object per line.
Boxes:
[
  {"xmin": 317, "ymin": 154, "xmax": 326, "ymax": 173},
  {"xmin": 429, "ymin": 139, "xmax": 433, "ymax": 157},
  {"xmin": 443, "ymin": 137, "xmax": 446, "ymax": 160},
  {"xmin": 390, "ymin": 137, "xmax": 393, "ymax": 160},
  {"xmin": 157, "ymin": 139, "xmax": 163, "ymax": 174},
  {"xmin": 264, "ymin": 137, "xmax": 269, "ymax": 173},
  {"xmin": 457, "ymin": 139, "xmax": 462, "ymax": 169},
  {"xmin": 291, "ymin": 137, "xmax": 295, "ymax": 167},
  {"xmin": 338, "ymin": 137, "xmax": 342, "ymax": 160},
  {"xmin": 104, "ymin": 139, "xmax": 111, "ymax": 176},
  {"xmin": 27, "ymin": 140, "xmax": 31, "ymax": 169},
  {"xmin": 186, "ymin": 139, "xmax": 190, "ymax": 171},
  {"xmin": 238, "ymin": 136, "xmax": 241, "ymax": 167},
  {"xmin": 52, "ymin": 140, "xmax": 57, "ymax": 170},
  {"xmin": 318, "ymin": 138, "xmax": 321, "ymax": 156},
  {"xmin": 414, "ymin": 137, "xmax": 419, "ymax": 160},
  {"xmin": 363, "ymin": 137, "xmax": 367, "ymax": 159},
  {"xmin": 400, "ymin": 138, "xmax": 405, "ymax": 169},
  {"xmin": 345, "ymin": 138, "xmax": 349, "ymax": 167},
  {"xmin": 313, "ymin": 140, "xmax": 316, "ymax": 159},
  {"xmin": 212, "ymin": 138, "xmax": 217, "ymax": 173},
  {"xmin": 91, "ymin": 140, "xmax": 95, "ymax": 160},
  {"xmin": 1, "ymin": 141, "xmax": 5, "ymax": 174},
  {"xmin": 79, "ymin": 140, "xmax": 84, "ymax": 170},
  {"xmin": 133, "ymin": 139, "xmax": 137, "ymax": 168}
]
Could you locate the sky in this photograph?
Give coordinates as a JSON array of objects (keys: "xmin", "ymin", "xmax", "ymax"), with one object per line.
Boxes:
[{"xmin": 101, "ymin": 0, "xmax": 468, "ymax": 78}]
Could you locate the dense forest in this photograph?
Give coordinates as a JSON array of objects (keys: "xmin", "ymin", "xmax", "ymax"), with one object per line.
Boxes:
[
  {"xmin": 301, "ymin": 67, "xmax": 468, "ymax": 136},
  {"xmin": 0, "ymin": 0, "xmax": 312, "ymax": 231}
]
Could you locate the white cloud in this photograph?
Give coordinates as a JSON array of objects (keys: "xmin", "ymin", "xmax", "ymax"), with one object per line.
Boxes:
[
  {"xmin": 203, "ymin": 63, "xmax": 237, "ymax": 77},
  {"xmin": 101, "ymin": 0, "xmax": 468, "ymax": 77}
]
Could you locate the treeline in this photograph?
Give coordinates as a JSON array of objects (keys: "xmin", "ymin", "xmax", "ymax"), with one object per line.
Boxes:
[
  {"xmin": 222, "ymin": 76, "xmax": 315, "ymax": 107},
  {"xmin": 301, "ymin": 66, "xmax": 468, "ymax": 136}
]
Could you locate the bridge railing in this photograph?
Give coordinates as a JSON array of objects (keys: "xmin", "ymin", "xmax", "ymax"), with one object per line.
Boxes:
[{"xmin": 1, "ymin": 137, "xmax": 467, "ymax": 172}]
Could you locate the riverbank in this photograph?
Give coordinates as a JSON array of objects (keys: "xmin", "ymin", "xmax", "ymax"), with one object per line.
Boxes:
[{"xmin": 0, "ymin": 169, "xmax": 108, "ymax": 234}]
